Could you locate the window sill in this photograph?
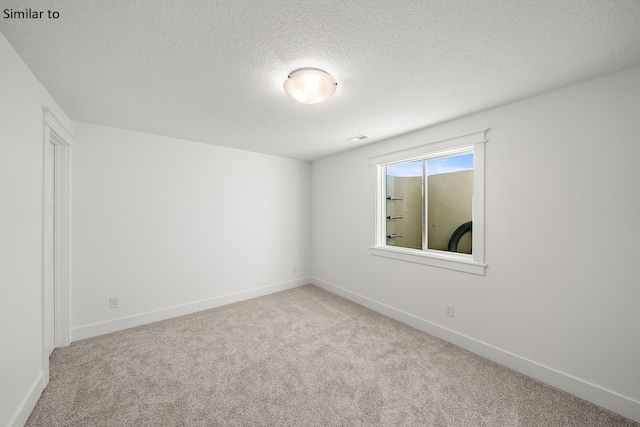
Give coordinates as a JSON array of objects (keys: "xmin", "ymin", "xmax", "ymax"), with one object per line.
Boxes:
[{"xmin": 369, "ymin": 246, "xmax": 486, "ymax": 275}]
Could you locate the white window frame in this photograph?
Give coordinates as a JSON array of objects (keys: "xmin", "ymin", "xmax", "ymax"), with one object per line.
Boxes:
[{"xmin": 369, "ymin": 129, "xmax": 488, "ymax": 275}]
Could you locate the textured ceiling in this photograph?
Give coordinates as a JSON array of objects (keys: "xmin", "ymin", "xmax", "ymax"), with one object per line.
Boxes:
[{"xmin": 2, "ymin": 0, "xmax": 640, "ymax": 161}]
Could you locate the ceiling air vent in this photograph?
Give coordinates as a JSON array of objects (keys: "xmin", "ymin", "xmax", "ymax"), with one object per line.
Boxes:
[{"xmin": 346, "ymin": 134, "xmax": 368, "ymax": 142}]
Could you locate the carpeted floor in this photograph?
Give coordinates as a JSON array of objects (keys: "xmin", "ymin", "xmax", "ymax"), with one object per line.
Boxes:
[{"xmin": 26, "ymin": 285, "xmax": 638, "ymax": 426}]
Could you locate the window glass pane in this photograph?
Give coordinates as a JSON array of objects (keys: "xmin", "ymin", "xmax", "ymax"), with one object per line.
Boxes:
[
  {"xmin": 385, "ymin": 160, "xmax": 423, "ymax": 250},
  {"xmin": 426, "ymin": 153, "xmax": 473, "ymax": 253}
]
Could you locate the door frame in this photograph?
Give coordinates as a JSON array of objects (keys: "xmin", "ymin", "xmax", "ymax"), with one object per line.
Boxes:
[{"xmin": 41, "ymin": 108, "xmax": 74, "ymax": 385}]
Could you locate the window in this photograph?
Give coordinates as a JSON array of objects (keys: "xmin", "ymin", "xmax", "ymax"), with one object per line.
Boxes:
[{"xmin": 370, "ymin": 129, "xmax": 487, "ymax": 275}]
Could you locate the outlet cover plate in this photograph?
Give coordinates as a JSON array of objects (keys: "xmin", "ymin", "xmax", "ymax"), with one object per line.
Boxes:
[{"xmin": 445, "ymin": 304, "xmax": 454, "ymax": 318}]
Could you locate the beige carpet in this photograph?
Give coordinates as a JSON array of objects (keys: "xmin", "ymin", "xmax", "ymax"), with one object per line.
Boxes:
[{"xmin": 27, "ymin": 285, "xmax": 638, "ymax": 426}]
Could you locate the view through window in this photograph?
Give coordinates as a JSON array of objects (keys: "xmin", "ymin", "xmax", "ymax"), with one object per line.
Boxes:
[{"xmin": 385, "ymin": 152, "xmax": 473, "ymax": 253}]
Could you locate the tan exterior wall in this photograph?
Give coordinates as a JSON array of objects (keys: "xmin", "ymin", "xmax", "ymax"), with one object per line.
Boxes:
[
  {"xmin": 427, "ymin": 170, "xmax": 473, "ymax": 253},
  {"xmin": 386, "ymin": 176, "xmax": 422, "ymax": 249},
  {"xmin": 386, "ymin": 170, "xmax": 472, "ymax": 253}
]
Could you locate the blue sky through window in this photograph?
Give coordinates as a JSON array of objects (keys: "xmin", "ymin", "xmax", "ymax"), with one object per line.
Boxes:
[{"xmin": 386, "ymin": 153, "xmax": 473, "ymax": 177}]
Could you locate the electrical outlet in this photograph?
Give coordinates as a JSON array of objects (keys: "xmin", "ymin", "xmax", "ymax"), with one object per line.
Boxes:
[
  {"xmin": 109, "ymin": 297, "xmax": 120, "ymax": 309},
  {"xmin": 445, "ymin": 304, "xmax": 454, "ymax": 318}
]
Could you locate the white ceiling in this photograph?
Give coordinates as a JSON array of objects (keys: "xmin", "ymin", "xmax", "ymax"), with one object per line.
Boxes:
[{"xmin": 2, "ymin": 0, "xmax": 639, "ymax": 161}]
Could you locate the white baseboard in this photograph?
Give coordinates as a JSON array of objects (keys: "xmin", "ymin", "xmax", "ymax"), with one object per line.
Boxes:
[
  {"xmin": 72, "ymin": 278, "xmax": 310, "ymax": 342},
  {"xmin": 311, "ymin": 276, "xmax": 640, "ymax": 423},
  {"xmin": 8, "ymin": 372, "xmax": 43, "ymax": 427}
]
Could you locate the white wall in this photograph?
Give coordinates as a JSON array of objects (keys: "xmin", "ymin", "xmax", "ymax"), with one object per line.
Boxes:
[
  {"xmin": 0, "ymin": 33, "xmax": 72, "ymax": 427},
  {"xmin": 71, "ymin": 122, "xmax": 311, "ymax": 339},
  {"xmin": 311, "ymin": 66, "xmax": 640, "ymax": 421}
]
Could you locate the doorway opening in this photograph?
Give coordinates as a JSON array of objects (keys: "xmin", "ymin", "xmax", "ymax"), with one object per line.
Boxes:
[{"xmin": 42, "ymin": 108, "xmax": 74, "ymax": 386}]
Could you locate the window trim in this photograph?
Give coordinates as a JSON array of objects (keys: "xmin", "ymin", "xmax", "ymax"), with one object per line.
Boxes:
[{"xmin": 370, "ymin": 129, "xmax": 488, "ymax": 275}]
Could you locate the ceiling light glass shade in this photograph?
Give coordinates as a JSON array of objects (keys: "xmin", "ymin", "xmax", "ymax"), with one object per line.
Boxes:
[{"xmin": 283, "ymin": 68, "xmax": 337, "ymax": 104}]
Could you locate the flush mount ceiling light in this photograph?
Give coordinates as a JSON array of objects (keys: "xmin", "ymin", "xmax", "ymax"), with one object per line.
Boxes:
[{"xmin": 283, "ymin": 68, "xmax": 337, "ymax": 104}]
